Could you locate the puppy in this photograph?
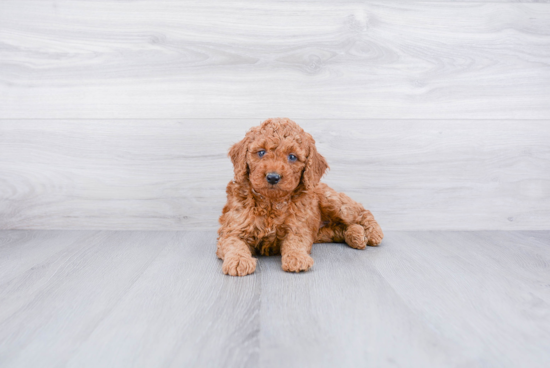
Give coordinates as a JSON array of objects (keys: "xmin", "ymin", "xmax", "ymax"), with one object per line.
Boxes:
[{"xmin": 217, "ymin": 118, "xmax": 383, "ymax": 276}]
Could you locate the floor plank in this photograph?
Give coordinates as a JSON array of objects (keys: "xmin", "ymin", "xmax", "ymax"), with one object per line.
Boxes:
[
  {"xmin": 0, "ymin": 231, "xmax": 171, "ymax": 367},
  {"xmin": 0, "ymin": 230, "xmax": 85, "ymax": 284},
  {"xmin": 259, "ymin": 244, "xmax": 462, "ymax": 368},
  {"xmin": 0, "ymin": 231, "xmax": 260, "ymax": 368},
  {"xmin": 368, "ymin": 231, "xmax": 550, "ymax": 368},
  {"xmin": 65, "ymin": 231, "xmax": 260, "ymax": 368},
  {"xmin": 1, "ymin": 230, "xmax": 549, "ymax": 367},
  {"xmin": 1, "ymin": 1, "xmax": 549, "ymax": 119}
]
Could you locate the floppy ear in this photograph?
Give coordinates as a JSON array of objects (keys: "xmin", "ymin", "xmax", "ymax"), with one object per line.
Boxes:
[
  {"xmin": 302, "ymin": 139, "xmax": 329, "ymax": 189},
  {"xmin": 228, "ymin": 136, "xmax": 250, "ymax": 183}
]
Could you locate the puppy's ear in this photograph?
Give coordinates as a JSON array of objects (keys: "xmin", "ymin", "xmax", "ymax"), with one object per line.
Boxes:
[
  {"xmin": 303, "ymin": 137, "xmax": 329, "ymax": 189},
  {"xmin": 228, "ymin": 136, "xmax": 250, "ymax": 183}
]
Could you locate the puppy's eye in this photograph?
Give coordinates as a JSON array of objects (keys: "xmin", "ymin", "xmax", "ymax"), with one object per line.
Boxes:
[
  {"xmin": 288, "ymin": 154, "xmax": 297, "ymax": 162},
  {"xmin": 257, "ymin": 150, "xmax": 266, "ymax": 158}
]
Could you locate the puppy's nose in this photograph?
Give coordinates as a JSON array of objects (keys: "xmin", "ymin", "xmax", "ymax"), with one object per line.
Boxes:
[{"xmin": 266, "ymin": 172, "xmax": 281, "ymax": 185}]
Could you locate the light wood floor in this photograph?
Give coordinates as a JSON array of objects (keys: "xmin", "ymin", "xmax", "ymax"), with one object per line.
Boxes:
[{"xmin": 1, "ymin": 230, "xmax": 549, "ymax": 367}]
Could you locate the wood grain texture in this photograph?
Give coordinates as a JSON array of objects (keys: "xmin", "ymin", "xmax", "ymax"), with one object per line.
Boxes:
[
  {"xmin": 1, "ymin": 1, "xmax": 550, "ymax": 119},
  {"xmin": 0, "ymin": 230, "xmax": 549, "ymax": 367},
  {"xmin": 1, "ymin": 119, "xmax": 549, "ymax": 230},
  {"xmin": 0, "ymin": 231, "xmax": 260, "ymax": 368},
  {"xmin": 259, "ymin": 230, "xmax": 550, "ymax": 368},
  {"xmin": 368, "ymin": 231, "xmax": 550, "ymax": 368}
]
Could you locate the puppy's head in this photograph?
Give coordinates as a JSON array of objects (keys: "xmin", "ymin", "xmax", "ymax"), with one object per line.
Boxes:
[{"xmin": 229, "ymin": 118, "xmax": 328, "ymax": 197}]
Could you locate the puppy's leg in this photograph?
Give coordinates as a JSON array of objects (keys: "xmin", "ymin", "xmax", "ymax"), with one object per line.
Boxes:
[
  {"xmin": 217, "ymin": 236, "xmax": 257, "ymax": 276},
  {"xmin": 318, "ymin": 185, "xmax": 383, "ymax": 248},
  {"xmin": 315, "ymin": 222, "xmax": 345, "ymax": 243},
  {"xmin": 281, "ymin": 233, "xmax": 314, "ymax": 273},
  {"xmin": 315, "ymin": 222, "xmax": 371, "ymax": 249}
]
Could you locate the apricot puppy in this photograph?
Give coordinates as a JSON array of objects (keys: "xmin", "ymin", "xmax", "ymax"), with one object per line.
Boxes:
[{"xmin": 217, "ymin": 118, "xmax": 383, "ymax": 276}]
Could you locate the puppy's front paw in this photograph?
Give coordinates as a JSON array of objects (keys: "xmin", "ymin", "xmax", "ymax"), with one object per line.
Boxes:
[
  {"xmin": 222, "ymin": 254, "xmax": 257, "ymax": 276},
  {"xmin": 282, "ymin": 252, "xmax": 314, "ymax": 273},
  {"xmin": 216, "ymin": 246, "xmax": 224, "ymax": 260}
]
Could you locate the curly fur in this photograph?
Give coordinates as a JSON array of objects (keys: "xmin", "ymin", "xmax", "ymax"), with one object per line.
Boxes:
[{"xmin": 217, "ymin": 118, "xmax": 383, "ymax": 276}]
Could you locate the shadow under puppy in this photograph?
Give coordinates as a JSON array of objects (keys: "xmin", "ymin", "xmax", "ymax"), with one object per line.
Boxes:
[{"xmin": 217, "ymin": 118, "xmax": 383, "ymax": 276}]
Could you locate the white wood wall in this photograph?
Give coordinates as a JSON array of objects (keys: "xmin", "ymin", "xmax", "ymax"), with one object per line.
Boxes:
[{"xmin": 1, "ymin": 1, "xmax": 549, "ymax": 230}]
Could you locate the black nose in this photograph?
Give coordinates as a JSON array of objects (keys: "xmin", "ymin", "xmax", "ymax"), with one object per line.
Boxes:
[{"xmin": 266, "ymin": 172, "xmax": 281, "ymax": 185}]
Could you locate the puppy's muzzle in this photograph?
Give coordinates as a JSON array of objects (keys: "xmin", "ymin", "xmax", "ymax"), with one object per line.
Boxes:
[{"xmin": 266, "ymin": 172, "xmax": 281, "ymax": 185}]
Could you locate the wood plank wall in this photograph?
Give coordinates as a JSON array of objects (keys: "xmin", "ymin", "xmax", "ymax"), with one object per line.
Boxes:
[{"xmin": 1, "ymin": 1, "xmax": 549, "ymax": 230}]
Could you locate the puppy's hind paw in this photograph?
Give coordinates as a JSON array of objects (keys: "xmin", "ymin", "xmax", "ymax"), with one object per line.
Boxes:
[
  {"xmin": 344, "ymin": 224, "xmax": 367, "ymax": 249},
  {"xmin": 366, "ymin": 223, "xmax": 384, "ymax": 246},
  {"xmin": 222, "ymin": 254, "xmax": 257, "ymax": 276}
]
